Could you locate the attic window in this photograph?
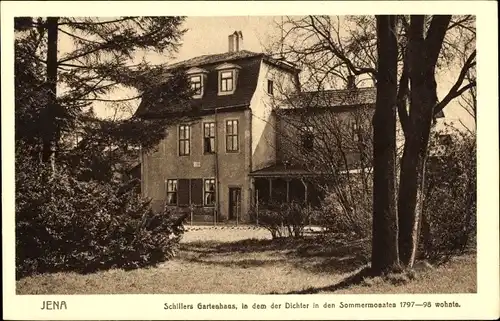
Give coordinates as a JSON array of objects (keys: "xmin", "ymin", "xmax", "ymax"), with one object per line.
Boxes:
[
  {"xmin": 186, "ymin": 67, "xmax": 208, "ymax": 99},
  {"xmin": 190, "ymin": 75, "xmax": 202, "ymax": 96},
  {"xmin": 220, "ymin": 71, "xmax": 234, "ymax": 92},
  {"xmin": 216, "ymin": 63, "xmax": 241, "ymax": 96}
]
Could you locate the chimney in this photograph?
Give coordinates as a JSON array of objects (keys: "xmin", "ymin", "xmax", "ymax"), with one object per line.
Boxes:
[
  {"xmin": 347, "ymin": 75, "xmax": 356, "ymax": 90},
  {"xmin": 228, "ymin": 34, "xmax": 235, "ymax": 52},
  {"xmin": 236, "ymin": 31, "xmax": 243, "ymax": 51},
  {"xmin": 228, "ymin": 31, "xmax": 243, "ymax": 52}
]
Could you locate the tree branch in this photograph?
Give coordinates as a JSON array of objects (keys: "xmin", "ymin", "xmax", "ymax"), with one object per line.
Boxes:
[
  {"xmin": 425, "ymin": 15, "xmax": 452, "ymax": 67},
  {"xmin": 434, "ymin": 50, "xmax": 476, "ymax": 116},
  {"xmin": 57, "ymin": 27, "xmax": 99, "ymax": 44},
  {"xmin": 58, "ymin": 17, "xmax": 133, "ymax": 26},
  {"xmin": 79, "ymin": 95, "xmax": 143, "ymax": 103},
  {"xmin": 309, "ymin": 16, "xmax": 377, "ymax": 77}
]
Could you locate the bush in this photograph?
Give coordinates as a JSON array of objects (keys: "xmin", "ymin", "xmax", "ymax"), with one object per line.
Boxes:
[
  {"xmin": 421, "ymin": 128, "xmax": 476, "ymax": 262},
  {"xmin": 16, "ymin": 152, "xmax": 184, "ymax": 279},
  {"xmin": 255, "ymin": 202, "xmax": 313, "ymax": 239},
  {"xmin": 318, "ymin": 182, "xmax": 372, "ymax": 238}
]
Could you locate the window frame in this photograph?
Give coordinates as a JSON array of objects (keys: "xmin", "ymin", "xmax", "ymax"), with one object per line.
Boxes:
[
  {"xmin": 219, "ymin": 70, "xmax": 234, "ymax": 93},
  {"xmin": 166, "ymin": 179, "xmax": 178, "ymax": 206},
  {"xmin": 267, "ymin": 79, "xmax": 274, "ymax": 96},
  {"xmin": 301, "ymin": 126, "xmax": 315, "ymax": 152},
  {"xmin": 350, "ymin": 120, "xmax": 359, "ymax": 142},
  {"xmin": 178, "ymin": 124, "xmax": 191, "ymax": 156},
  {"xmin": 203, "ymin": 178, "xmax": 216, "ymax": 207},
  {"xmin": 203, "ymin": 122, "xmax": 216, "ymax": 154},
  {"xmin": 190, "ymin": 75, "xmax": 203, "ymax": 97},
  {"xmin": 225, "ymin": 119, "xmax": 239, "ymax": 153}
]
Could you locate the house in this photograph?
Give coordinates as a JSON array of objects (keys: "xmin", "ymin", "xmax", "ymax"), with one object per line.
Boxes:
[
  {"xmin": 137, "ymin": 31, "xmax": 445, "ymax": 224},
  {"xmin": 137, "ymin": 31, "xmax": 299, "ymax": 223}
]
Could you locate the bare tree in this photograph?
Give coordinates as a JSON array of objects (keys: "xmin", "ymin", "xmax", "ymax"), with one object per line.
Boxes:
[
  {"xmin": 371, "ymin": 15, "xmax": 400, "ymax": 273},
  {"xmin": 274, "ymin": 95, "xmax": 374, "ymax": 236},
  {"xmin": 269, "ymin": 14, "xmax": 476, "ymax": 272}
]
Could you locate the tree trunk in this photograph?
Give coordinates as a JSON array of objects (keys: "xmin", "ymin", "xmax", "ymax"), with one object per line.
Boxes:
[
  {"xmin": 42, "ymin": 17, "xmax": 59, "ymax": 170},
  {"xmin": 397, "ymin": 15, "xmax": 443, "ymax": 268},
  {"xmin": 370, "ymin": 15, "xmax": 400, "ymax": 274}
]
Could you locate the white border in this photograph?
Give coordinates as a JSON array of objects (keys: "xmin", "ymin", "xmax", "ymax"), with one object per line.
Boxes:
[{"xmin": 2, "ymin": 1, "xmax": 499, "ymax": 320}]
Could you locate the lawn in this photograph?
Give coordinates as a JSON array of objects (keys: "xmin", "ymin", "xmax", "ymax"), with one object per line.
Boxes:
[{"xmin": 16, "ymin": 226, "xmax": 476, "ymax": 294}]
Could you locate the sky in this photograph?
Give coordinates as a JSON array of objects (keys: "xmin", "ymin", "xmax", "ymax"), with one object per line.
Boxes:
[{"xmin": 91, "ymin": 16, "xmax": 475, "ymax": 132}]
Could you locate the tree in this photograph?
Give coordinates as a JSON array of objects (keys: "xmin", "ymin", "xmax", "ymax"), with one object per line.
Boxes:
[
  {"xmin": 14, "ymin": 17, "xmax": 191, "ymax": 277},
  {"xmin": 274, "ymin": 97, "xmax": 374, "ymax": 237},
  {"xmin": 270, "ymin": 15, "xmax": 476, "ymax": 272},
  {"xmin": 15, "ymin": 17, "xmax": 193, "ymax": 170},
  {"xmin": 371, "ymin": 15, "xmax": 399, "ymax": 273}
]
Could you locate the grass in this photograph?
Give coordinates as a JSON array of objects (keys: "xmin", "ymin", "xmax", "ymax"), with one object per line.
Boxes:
[{"xmin": 16, "ymin": 227, "xmax": 476, "ymax": 295}]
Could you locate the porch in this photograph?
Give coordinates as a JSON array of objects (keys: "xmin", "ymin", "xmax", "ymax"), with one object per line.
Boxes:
[{"xmin": 249, "ymin": 164, "xmax": 324, "ymax": 207}]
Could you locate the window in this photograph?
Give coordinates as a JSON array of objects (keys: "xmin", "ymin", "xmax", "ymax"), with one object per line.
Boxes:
[
  {"xmin": 226, "ymin": 120, "xmax": 239, "ymax": 152},
  {"xmin": 267, "ymin": 79, "xmax": 274, "ymax": 95},
  {"xmin": 179, "ymin": 125, "xmax": 190, "ymax": 156},
  {"xmin": 216, "ymin": 63, "xmax": 240, "ymax": 95},
  {"xmin": 166, "ymin": 179, "xmax": 177, "ymax": 205},
  {"xmin": 204, "ymin": 179, "xmax": 216, "ymax": 206},
  {"xmin": 203, "ymin": 122, "xmax": 216, "ymax": 154},
  {"xmin": 350, "ymin": 120, "xmax": 359, "ymax": 142},
  {"xmin": 301, "ymin": 126, "xmax": 314, "ymax": 152},
  {"xmin": 220, "ymin": 71, "xmax": 234, "ymax": 92},
  {"xmin": 190, "ymin": 75, "xmax": 203, "ymax": 96}
]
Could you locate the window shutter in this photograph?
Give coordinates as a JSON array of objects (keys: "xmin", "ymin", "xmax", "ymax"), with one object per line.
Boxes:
[
  {"xmin": 190, "ymin": 179, "xmax": 203, "ymax": 206},
  {"xmin": 178, "ymin": 179, "xmax": 190, "ymax": 206}
]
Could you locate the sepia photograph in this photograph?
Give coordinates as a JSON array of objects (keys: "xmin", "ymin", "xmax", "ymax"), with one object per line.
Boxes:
[{"xmin": 2, "ymin": 1, "xmax": 498, "ymax": 320}]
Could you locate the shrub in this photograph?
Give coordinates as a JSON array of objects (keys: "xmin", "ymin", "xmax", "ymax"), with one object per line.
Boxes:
[
  {"xmin": 318, "ymin": 182, "xmax": 372, "ymax": 238},
  {"xmin": 15, "ymin": 152, "xmax": 184, "ymax": 279},
  {"xmin": 255, "ymin": 201, "xmax": 313, "ymax": 239},
  {"xmin": 421, "ymin": 127, "xmax": 476, "ymax": 263}
]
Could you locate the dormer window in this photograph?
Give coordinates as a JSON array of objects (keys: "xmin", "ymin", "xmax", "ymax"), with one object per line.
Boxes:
[
  {"xmin": 186, "ymin": 67, "xmax": 208, "ymax": 99},
  {"xmin": 190, "ymin": 75, "xmax": 202, "ymax": 95},
  {"xmin": 220, "ymin": 71, "xmax": 234, "ymax": 92},
  {"xmin": 216, "ymin": 63, "xmax": 241, "ymax": 96}
]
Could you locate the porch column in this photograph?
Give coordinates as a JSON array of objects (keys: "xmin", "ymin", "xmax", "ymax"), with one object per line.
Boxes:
[
  {"xmin": 268, "ymin": 178, "xmax": 273, "ymax": 202},
  {"xmin": 301, "ymin": 178, "xmax": 308, "ymax": 204},
  {"xmin": 286, "ymin": 178, "xmax": 290, "ymax": 203}
]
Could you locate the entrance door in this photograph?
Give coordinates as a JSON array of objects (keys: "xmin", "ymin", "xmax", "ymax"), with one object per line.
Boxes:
[{"xmin": 228, "ymin": 187, "xmax": 241, "ymax": 220}]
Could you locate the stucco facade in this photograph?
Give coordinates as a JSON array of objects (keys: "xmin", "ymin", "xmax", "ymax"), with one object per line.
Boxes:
[
  {"xmin": 139, "ymin": 50, "xmax": 299, "ymax": 223},
  {"xmin": 141, "ymin": 109, "xmax": 253, "ymax": 222}
]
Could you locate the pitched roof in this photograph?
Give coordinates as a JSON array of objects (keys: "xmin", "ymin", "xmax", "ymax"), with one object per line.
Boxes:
[
  {"xmin": 298, "ymin": 87, "xmax": 377, "ymax": 108},
  {"xmin": 282, "ymin": 86, "xmax": 445, "ymax": 118},
  {"xmin": 136, "ymin": 51, "xmax": 270, "ymax": 117},
  {"xmin": 134, "ymin": 48, "xmax": 305, "ymax": 118},
  {"xmin": 165, "ymin": 50, "xmax": 263, "ymax": 70}
]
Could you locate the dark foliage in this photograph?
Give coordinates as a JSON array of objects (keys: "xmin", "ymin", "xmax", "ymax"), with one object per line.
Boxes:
[
  {"xmin": 14, "ymin": 17, "xmax": 191, "ymax": 279},
  {"xmin": 420, "ymin": 128, "xmax": 476, "ymax": 264},
  {"xmin": 15, "ymin": 150, "xmax": 185, "ymax": 279}
]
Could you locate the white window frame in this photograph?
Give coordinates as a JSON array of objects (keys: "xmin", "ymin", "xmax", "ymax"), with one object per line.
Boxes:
[
  {"xmin": 215, "ymin": 63, "xmax": 241, "ymax": 96},
  {"xmin": 179, "ymin": 124, "xmax": 191, "ymax": 156},
  {"xmin": 186, "ymin": 67, "xmax": 208, "ymax": 99},
  {"xmin": 166, "ymin": 179, "xmax": 178, "ymax": 206},
  {"xmin": 190, "ymin": 75, "xmax": 203, "ymax": 98},
  {"xmin": 203, "ymin": 122, "xmax": 216, "ymax": 154},
  {"xmin": 203, "ymin": 178, "xmax": 216, "ymax": 207},
  {"xmin": 225, "ymin": 119, "xmax": 240, "ymax": 153}
]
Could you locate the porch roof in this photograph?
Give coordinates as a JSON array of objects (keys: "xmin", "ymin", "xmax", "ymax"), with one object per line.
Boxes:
[
  {"xmin": 249, "ymin": 164, "xmax": 316, "ymax": 178},
  {"xmin": 249, "ymin": 164, "xmax": 372, "ymax": 178}
]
